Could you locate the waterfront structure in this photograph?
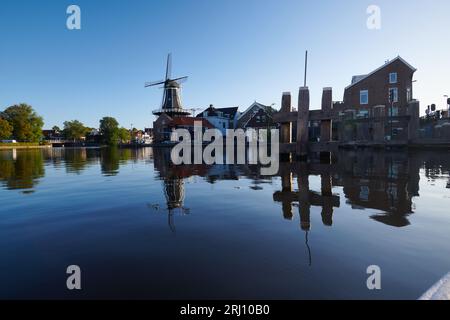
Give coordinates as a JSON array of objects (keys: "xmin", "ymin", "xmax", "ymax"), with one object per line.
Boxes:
[
  {"xmin": 274, "ymin": 56, "xmax": 421, "ymax": 159},
  {"xmin": 195, "ymin": 105, "xmax": 239, "ymax": 135},
  {"xmin": 42, "ymin": 129, "xmax": 64, "ymax": 143},
  {"xmin": 418, "ymin": 108, "xmax": 450, "ymax": 141},
  {"xmin": 131, "ymin": 129, "xmax": 153, "ymax": 144},
  {"xmin": 86, "ymin": 129, "xmax": 102, "ymax": 144}
]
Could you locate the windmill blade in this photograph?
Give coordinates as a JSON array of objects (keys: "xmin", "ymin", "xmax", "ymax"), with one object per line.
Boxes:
[
  {"xmin": 172, "ymin": 76, "xmax": 188, "ymax": 84},
  {"xmin": 165, "ymin": 53, "xmax": 172, "ymax": 81},
  {"xmin": 145, "ymin": 80, "xmax": 165, "ymax": 87},
  {"xmin": 161, "ymin": 87, "xmax": 166, "ymax": 109}
]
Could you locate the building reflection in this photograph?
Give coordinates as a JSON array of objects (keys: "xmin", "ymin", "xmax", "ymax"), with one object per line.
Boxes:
[
  {"xmin": 1, "ymin": 147, "xmax": 449, "ymax": 232},
  {"xmin": 152, "ymin": 148, "xmax": 450, "ymax": 232},
  {"xmin": 335, "ymin": 150, "xmax": 421, "ymax": 227},
  {"xmin": 273, "ymin": 162, "xmax": 340, "ymax": 229}
]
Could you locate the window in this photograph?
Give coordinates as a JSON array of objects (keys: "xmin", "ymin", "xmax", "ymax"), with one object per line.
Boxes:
[
  {"xmin": 406, "ymin": 87, "xmax": 412, "ymax": 102},
  {"xmin": 389, "ymin": 88, "xmax": 398, "ymax": 103},
  {"xmin": 357, "ymin": 110, "xmax": 369, "ymax": 118},
  {"xmin": 360, "ymin": 90, "xmax": 369, "ymax": 105},
  {"xmin": 389, "ymin": 106, "xmax": 399, "ymax": 117},
  {"xmin": 389, "ymin": 73, "xmax": 397, "ymax": 84}
]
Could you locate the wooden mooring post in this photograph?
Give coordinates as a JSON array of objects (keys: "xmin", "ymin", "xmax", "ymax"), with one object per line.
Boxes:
[{"xmin": 274, "ymin": 87, "xmax": 339, "ymax": 161}]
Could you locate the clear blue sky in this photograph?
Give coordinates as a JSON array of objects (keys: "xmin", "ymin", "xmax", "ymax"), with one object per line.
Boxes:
[{"xmin": 1, "ymin": 0, "xmax": 449, "ymax": 129}]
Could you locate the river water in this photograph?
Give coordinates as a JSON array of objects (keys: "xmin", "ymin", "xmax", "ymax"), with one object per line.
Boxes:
[{"xmin": 0, "ymin": 147, "xmax": 449, "ymax": 299}]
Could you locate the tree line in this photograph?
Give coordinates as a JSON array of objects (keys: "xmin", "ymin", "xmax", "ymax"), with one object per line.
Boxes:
[{"xmin": 0, "ymin": 104, "xmax": 132, "ymax": 145}]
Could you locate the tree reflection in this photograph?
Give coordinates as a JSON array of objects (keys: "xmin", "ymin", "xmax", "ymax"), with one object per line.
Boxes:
[
  {"xmin": 64, "ymin": 148, "xmax": 88, "ymax": 174},
  {"xmin": 100, "ymin": 147, "xmax": 133, "ymax": 176},
  {"xmin": 0, "ymin": 149, "xmax": 44, "ymax": 191}
]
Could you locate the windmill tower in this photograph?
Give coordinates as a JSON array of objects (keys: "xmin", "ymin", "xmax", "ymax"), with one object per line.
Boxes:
[{"xmin": 145, "ymin": 54, "xmax": 191, "ymax": 118}]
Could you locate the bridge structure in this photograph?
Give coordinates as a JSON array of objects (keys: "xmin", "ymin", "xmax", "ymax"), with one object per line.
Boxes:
[{"xmin": 273, "ymin": 87, "xmax": 340, "ymax": 160}]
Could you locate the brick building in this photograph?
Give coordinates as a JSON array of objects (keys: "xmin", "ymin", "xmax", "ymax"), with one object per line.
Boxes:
[
  {"xmin": 153, "ymin": 115, "xmax": 214, "ymax": 143},
  {"xmin": 335, "ymin": 56, "xmax": 420, "ymax": 143}
]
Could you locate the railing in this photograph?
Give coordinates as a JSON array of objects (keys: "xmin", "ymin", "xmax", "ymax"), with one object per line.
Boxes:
[{"xmin": 152, "ymin": 108, "xmax": 191, "ymax": 115}]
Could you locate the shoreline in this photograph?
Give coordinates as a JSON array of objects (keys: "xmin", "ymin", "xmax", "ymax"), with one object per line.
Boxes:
[
  {"xmin": 0, "ymin": 142, "xmax": 449, "ymax": 151},
  {"xmin": 0, "ymin": 145, "xmax": 52, "ymax": 150}
]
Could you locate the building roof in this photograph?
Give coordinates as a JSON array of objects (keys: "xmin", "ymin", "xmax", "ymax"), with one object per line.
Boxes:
[
  {"xmin": 351, "ymin": 75, "xmax": 367, "ymax": 84},
  {"xmin": 237, "ymin": 102, "xmax": 277, "ymax": 128},
  {"xmin": 196, "ymin": 105, "xmax": 239, "ymax": 119},
  {"xmin": 345, "ymin": 56, "xmax": 417, "ymax": 90},
  {"xmin": 170, "ymin": 117, "xmax": 214, "ymax": 129}
]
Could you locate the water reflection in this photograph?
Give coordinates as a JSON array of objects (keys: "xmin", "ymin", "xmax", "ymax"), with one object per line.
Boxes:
[
  {"xmin": 1, "ymin": 147, "xmax": 450, "ymax": 230},
  {"xmin": 1, "ymin": 147, "xmax": 450, "ymax": 299},
  {"xmin": 0, "ymin": 149, "xmax": 45, "ymax": 192},
  {"xmin": 151, "ymin": 148, "xmax": 449, "ymax": 230}
]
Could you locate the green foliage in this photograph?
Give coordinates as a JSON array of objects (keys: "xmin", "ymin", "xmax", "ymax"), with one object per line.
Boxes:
[
  {"xmin": 1, "ymin": 104, "xmax": 44, "ymax": 142},
  {"xmin": 52, "ymin": 126, "xmax": 61, "ymax": 133},
  {"xmin": 99, "ymin": 117, "xmax": 119, "ymax": 145},
  {"xmin": 0, "ymin": 118, "xmax": 13, "ymax": 139},
  {"xmin": 63, "ymin": 120, "xmax": 88, "ymax": 141},
  {"xmin": 118, "ymin": 127, "xmax": 131, "ymax": 143}
]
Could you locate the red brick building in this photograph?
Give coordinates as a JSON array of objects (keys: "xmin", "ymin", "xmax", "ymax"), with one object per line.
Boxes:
[
  {"xmin": 153, "ymin": 115, "xmax": 214, "ymax": 143},
  {"xmin": 343, "ymin": 56, "xmax": 416, "ymax": 112},
  {"xmin": 335, "ymin": 56, "xmax": 420, "ymax": 143}
]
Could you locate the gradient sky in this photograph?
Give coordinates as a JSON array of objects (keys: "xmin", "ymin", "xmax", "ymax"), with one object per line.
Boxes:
[{"xmin": 0, "ymin": 0, "xmax": 449, "ymax": 129}]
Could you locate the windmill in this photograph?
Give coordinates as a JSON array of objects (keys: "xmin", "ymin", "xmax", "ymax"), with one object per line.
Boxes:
[{"xmin": 145, "ymin": 53, "xmax": 191, "ymax": 117}]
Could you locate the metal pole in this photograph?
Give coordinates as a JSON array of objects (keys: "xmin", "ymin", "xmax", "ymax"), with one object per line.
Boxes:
[
  {"xmin": 304, "ymin": 50, "xmax": 308, "ymax": 87},
  {"xmin": 391, "ymin": 101, "xmax": 393, "ymax": 142}
]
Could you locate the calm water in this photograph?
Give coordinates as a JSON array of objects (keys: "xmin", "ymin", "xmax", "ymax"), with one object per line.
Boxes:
[{"xmin": 1, "ymin": 147, "xmax": 450, "ymax": 299}]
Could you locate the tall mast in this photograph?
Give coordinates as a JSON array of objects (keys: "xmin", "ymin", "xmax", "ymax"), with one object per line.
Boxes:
[{"xmin": 304, "ymin": 50, "xmax": 308, "ymax": 87}]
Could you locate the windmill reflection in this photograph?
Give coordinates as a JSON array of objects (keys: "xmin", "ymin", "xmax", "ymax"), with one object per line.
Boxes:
[
  {"xmin": 153, "ymin": 148, "xmax": 202, "ymax": 232},
  {"xmin": 163, "ymin": 176, "xmax": 187, "ymax": 232}
]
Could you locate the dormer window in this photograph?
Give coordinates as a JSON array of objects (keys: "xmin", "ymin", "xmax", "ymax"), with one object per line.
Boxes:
[{"xmin": 389, "ymin": 73, "xmax": 398, "ymax": 84}]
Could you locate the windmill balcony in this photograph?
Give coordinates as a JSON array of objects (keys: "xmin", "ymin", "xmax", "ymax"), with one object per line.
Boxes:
[{"xmin": 153, "ymin": 108, "xmax": 191, "ymax": 116}]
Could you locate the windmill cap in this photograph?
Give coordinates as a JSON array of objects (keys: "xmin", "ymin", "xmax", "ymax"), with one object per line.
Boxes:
[{"xmin": 166, "ymin": 80, "xmax": 180, "ymax": 88}]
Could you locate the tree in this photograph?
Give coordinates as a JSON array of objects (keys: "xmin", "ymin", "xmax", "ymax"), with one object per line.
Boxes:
[
  {"xmin": 118, "ymin": 127, "xmax": 131, "ymax": 144},
  {"xmin": 52, "ymin": 126, "xmax": 61, "ymax": 133},
  {"xmin": 0, "ymin": 118, "xmax": 13, "ymax": 140},
  {"xmin": 1, "ymin": 104, "xmax": 44, "ymax": 142},
  {"xmin": 63, "ymin": 120, "xmax": 88, "ymax": 141},
  {"xmin": 99, "ymin": 117, "xmax": 119, "ymax": 145}
]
